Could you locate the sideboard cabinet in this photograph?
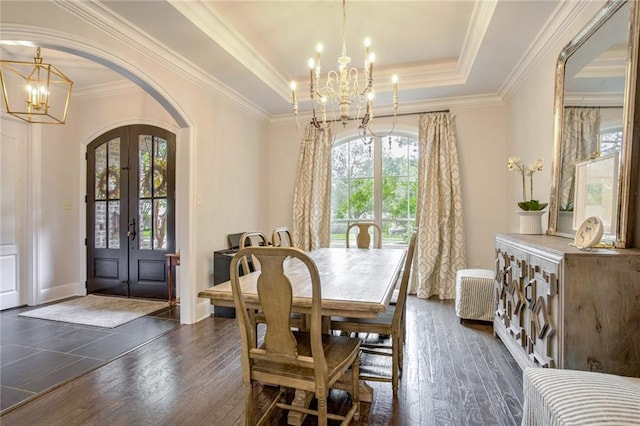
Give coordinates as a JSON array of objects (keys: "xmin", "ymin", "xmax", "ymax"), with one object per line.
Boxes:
[{"xmin": 494, "ymin": 233, "xmax": 640, "ymax": 376}]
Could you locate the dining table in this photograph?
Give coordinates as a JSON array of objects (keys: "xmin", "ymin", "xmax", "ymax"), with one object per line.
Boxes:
[{"xmin": 198, "ymin": 246, "xmax": 407, "ymax": 423}]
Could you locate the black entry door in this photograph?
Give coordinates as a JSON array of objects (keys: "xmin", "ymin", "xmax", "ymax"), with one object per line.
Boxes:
[{"xmin": 86, "ymin": 125, "xmax": 176, "ymax": 299}]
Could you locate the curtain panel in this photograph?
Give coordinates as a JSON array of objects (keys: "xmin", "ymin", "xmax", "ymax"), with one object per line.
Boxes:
[
  {"xmin": 410, "ymin": 112, "xmax": 467, "ymax": 300},
  {"xmin": 558, "ymin": 107, "xmax": 601, "ymax": 209},
  {"xmin": 292, "ymin": 124, "xmax": 332, "ymax": 251}
]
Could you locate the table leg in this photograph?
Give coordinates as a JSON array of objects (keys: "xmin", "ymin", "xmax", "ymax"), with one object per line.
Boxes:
[
  {"xmin": 167, "ymin": 264, "xmax": 173, "ymax": 307},
  {"xmin": 285, "ymin": 371, "xmax": 374, "ymax": 425},
  {"xmin": 287, "ymin": 389, "xmax": 314, "ymax": 425},
  {"xmin": 333, "ymin": 370, "xmax": 374, "ymax": 402},
  {"xmin": 166, "ymin": 253, "xmax": 180, "ymax": 308}
]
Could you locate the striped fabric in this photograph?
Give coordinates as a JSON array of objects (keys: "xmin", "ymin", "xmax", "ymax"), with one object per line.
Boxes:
[
  {"xmin": 522, "ymin": 367, "xmax": 640, "ymax": 425},
  {"xmin": 455, "ymin": 269, "xmax": 494, "ymax": 321}
]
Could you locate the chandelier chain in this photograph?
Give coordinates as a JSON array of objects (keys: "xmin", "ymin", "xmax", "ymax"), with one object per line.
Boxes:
[{"xmin": 341, "ymin": 0, "xmax": 347, "ymax": 57}]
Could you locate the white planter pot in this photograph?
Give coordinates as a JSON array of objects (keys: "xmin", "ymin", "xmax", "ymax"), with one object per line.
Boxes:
[
  {"xmin": 517, "ymin": 210, "xmax": 545, "ymax": 235},
  {"xmin": 558, "ymin": 211, "xmax": 575, "ymax": 234}
]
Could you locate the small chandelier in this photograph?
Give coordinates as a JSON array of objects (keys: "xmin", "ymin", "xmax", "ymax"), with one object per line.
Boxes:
[
  {"xmin": 290, "ymin": 0, "xmax": 398, "ymax": 139},
  {"xmin": 0, "ymin": 47, "xmax": 73, "ymax": 124}
]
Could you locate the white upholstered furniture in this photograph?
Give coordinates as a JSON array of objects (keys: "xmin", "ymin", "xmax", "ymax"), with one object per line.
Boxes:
[
  {"xmin": 454, "ymin": 268, "xmax": 494, "ymax": 322},
  {"xmin": 522, "ymin": 367, "xmax": 640, "ymax": 425}
]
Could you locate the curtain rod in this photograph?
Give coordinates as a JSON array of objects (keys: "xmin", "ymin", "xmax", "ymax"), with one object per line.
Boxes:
[
  {"xmin": 309, "ymin": 109, "xmax": 450, "ymax": 125},
  {"xmin": 564, "ymin": 105, "xmax": 623, "ymax": 109}
]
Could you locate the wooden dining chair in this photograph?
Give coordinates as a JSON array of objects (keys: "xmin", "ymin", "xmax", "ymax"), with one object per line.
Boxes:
[
  {"xmin": 331, "ymin": 231, "xmax": 417, "ymax": 396},
  {"xmin": 239, "ymin": 232, "xmax": 307, "ymax": 337},
  {"xmin": 346, "ymin": 222, "xmax": 382, "ymax": 248},
  {"xmin": 238, "ymin": 232, "xmax": 270, "ymax": 276},
  {"xmin": 230, "ymin": 246, "xmax": 361, "ymax": 425},
  {"xmin": 271, "ymin": 227, "xmax": 293, "ymax": 248}
]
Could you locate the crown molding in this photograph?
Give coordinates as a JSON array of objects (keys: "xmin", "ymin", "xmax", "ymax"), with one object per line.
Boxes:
[
  {"xmin": 564, "ymin": 92, "xmax": 624, "ymax": 106},
  {"xmin": 499, "ymin": 1, "xmax": 592, "ymax": 101},
  {"xmin": 167, "ymin": 0, "xmax": 291, "ymax": 102},
  {"xmin": 458, "ymin": 1, "xmax": 498, "ymax": 80},
  {"xmin": 167, "ymin": 0, "xmax": 498, "ymax": 107},
  {"xmin": 52, "ymin": 0, "xmax": 269, "ymax": 121},
  {"xmin": 269, "ymin": 92, "xmax": 504, "ymax": 126}
]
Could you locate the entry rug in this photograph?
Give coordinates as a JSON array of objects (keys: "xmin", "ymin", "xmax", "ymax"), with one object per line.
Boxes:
[{"xmin": 18, "ymin": 295, "xmax": 168, "ymax": 328}]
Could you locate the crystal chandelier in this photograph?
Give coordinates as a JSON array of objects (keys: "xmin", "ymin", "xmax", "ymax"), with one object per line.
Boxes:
[
  {"xmin": 0, "ymin": 47, "xmax": 73, "ymax": 124},
  {"xmin": 290, "ymin": 0, "xmax": 398, "ymax": 138}
]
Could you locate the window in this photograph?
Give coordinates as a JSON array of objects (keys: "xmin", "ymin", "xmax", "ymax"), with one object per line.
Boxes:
[
  {"xmin": 331, "ymin": 133, "xmax": 418, "ymax": 247},
  {"xmin": 600, "ymin": 127, "xmax": 622, "ymax": 155}
]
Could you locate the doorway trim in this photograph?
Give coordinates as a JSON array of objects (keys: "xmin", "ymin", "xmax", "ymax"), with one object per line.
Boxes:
[{"xmin": 4, "ymin": 25, "xmax": 200, "ymax": 324}]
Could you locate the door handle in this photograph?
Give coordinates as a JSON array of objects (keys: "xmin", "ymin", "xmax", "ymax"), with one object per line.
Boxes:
[{"xmin": 127, "ymin": 217, "xmax": 137, "ymax": 240}]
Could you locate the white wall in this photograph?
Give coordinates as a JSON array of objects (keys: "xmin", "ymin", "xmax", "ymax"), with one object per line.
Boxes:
[
  {"xmin": 12, "ymin": 49, "xmax": 269, "ymax": 322},
  {"xmin": 505, "ymin": 1, "xmax": 607, "ymax": 230},
  {"xmin": 5, "ymin": 0, "xmax": 614, "ymax": 315},
  {"xmin": 267, "ymin": 105, "xmax": 508, "ymax": 270},
  {"xmin": 38, "ymin": 119, "xmax": 82, "ymax": 301}
]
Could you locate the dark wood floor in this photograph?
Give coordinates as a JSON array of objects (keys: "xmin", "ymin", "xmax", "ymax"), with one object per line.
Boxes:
[
  {"xmin": 0, "ymin": 300, "xmax": 180, "ymax": 414},
  {"xmin": 0, "ymin": 297, "xmax": 523, "ymax": 425}
]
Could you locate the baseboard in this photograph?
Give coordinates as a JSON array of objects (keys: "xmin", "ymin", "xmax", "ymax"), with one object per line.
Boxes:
[
  {"xmin": 38, "ymin": 282, "xmax": 82, "ymax": 305},
  {"xmin": 194, "ymin": 299, "xmax": 213, "ymax": 323}
]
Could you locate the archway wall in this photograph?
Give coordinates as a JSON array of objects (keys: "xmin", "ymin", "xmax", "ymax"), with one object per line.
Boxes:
[{"xmin": 2, "ymin": 18, "xmax": 270, "ymax": 323}]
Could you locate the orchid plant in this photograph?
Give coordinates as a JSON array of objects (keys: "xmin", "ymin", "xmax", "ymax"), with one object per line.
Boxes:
[{"xmin": 508, "ymin": 156, "xmax": 548, "ymax": 211}]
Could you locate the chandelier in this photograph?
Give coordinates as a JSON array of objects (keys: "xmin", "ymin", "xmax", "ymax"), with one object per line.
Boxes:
[
  {"xmin": 0, "ymin": 47, "xmax": 73, "ymax": 124},
  {"xmin": 290, "ymin": 0, "xmax": 398, "ymax": 138}
]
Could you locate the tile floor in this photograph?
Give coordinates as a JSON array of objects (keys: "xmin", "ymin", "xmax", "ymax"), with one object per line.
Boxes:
[{"xmin": 0, "ymin": 299, "xmax": 180, "ymax": 414}]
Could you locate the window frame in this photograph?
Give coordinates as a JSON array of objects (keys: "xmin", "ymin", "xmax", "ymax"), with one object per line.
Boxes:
[{"xmin": 330, "ymin": 131, "xmax": 418, "ymax": 247}]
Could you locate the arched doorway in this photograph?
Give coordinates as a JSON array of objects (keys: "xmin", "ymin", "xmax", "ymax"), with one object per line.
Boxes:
[{"xmin": 86, "ymin": 124, "xmax": 176, "ymax": 299}]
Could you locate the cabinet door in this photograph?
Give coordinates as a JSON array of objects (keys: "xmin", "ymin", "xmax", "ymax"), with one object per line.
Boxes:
[
  {"xmin": 496, "ymin": 242, "xmax": 528, "ymax": 347},
  {"xmin": 494, "ymin": 246, "xmax": 509, "ymax": 325},
  {"xmin": 526, "ymin": 255, "xmax": 560, "ymax": 368}
]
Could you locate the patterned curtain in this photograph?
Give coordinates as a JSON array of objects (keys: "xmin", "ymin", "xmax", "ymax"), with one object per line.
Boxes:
[
  {"xmin": 292, "ymin": 124, "xmax": 332, "ymax": 251},
  {"xmin": 558, "ymin": 107, "xmax": 600, "ymax": 209},
  {"xmin": 410, "ymin": 112, "xmax": 466, "ymax": 300}
]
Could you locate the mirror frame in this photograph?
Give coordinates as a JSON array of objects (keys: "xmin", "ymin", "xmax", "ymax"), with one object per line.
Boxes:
[{"xmin": 548, "ymin": 0, "xmax": 640, "ymax": 248}]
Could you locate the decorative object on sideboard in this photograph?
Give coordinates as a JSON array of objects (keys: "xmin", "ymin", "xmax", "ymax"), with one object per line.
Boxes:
[
  {"xmin": 516, "ymin": 210, "xmax": 546, "ymax": 235},
  {"xmin": 0, "ymin": 47, "xmax": 73, "ymax": 124},
  {"xmin": 558, "ymin": 201, "xmax": 574, "ymax": 232},
  {"xmin": 574, "ymin": 216, "xmax": 604, "ymax": 250},
  {"xmin": 508, "ymin": 156, "xmax": 547, "ymax": 234}
]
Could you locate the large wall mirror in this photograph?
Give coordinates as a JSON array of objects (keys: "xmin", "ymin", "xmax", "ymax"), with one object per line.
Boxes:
[{"xmin": 548, "ymin": 0, "xmax": 640, "ymax": 248}]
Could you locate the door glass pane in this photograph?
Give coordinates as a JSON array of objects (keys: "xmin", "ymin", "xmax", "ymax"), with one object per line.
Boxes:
[
  {"xmin": 154, "ymin": 137, "xmax": 168, "ymax": 197},
  {"xmin": 108, "ymin": 201, "xmax": 120, "ymax": 249},
  {"xmin": 107, "ymin": 138, "xmax": 120, "ymax": 199},
  {"xmin": 139, "ymin": 199, "xmax": 152, "ymax": 250},
  {"xmin": 139, "ymin": 135, "xmax": 152, "ymax": 198},
  {"xmin": 95, "ymin": 201, "xmax": 106, "ymax": 248},
  {"xmin": 95, "ymin": 144, "xmax": 107, "ymax": 200},
  {"xmin": 153, "ymin": 198, "xmax": 167, "ymax": 249}
]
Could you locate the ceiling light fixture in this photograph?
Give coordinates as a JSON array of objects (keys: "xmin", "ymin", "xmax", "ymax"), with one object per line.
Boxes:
[
  {"xmin": 0, "ymin": 47, "xmax": 73, "ymax": 124},
  {"xmin": 290, "ymin": 0, "xmax": 398, "ymax": 139}
]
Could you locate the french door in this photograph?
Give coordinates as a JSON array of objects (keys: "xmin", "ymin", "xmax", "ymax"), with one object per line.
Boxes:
[{"xmin": 86, "ymin": 125, "xmax": 175, "ymax": 299}]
